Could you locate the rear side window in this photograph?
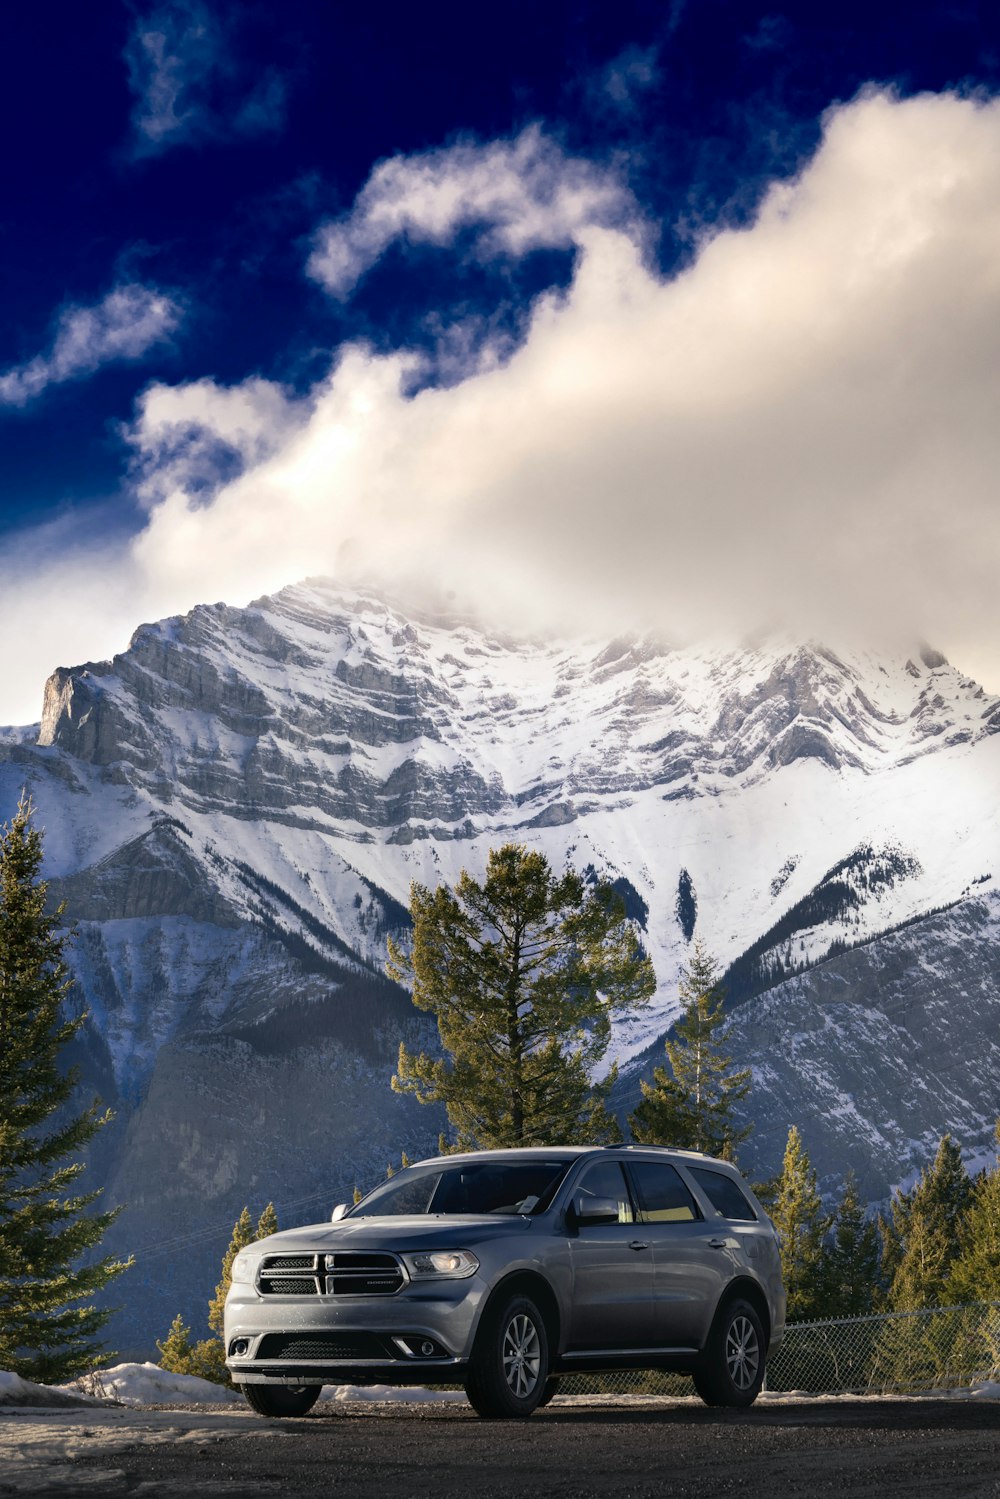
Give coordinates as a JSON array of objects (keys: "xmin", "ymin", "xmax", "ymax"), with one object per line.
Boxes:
[
  {"xmin": 628, "ymin": 1162, "xmax": 700, "ymax": 1223},
  {"xmin": 575, "ymin": 1160, "xmax": 634, "ymax": 1224},
  {"xmin": 689, "ymin": 1167, "xmax": 757, "ymax": 1222}
]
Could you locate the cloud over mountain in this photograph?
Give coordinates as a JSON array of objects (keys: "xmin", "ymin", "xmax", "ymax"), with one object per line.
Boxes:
[{"xmin": 3, "ymin": 89, "xmax": 1000, "ymax": 722}]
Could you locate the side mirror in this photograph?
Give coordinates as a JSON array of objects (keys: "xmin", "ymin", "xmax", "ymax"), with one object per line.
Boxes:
[
  {"xmin": 569, "ymin": 1192, "xmax": 620, "ymax": 1227},
  {"xmin": 330, "ymin": 1202, "xmax": 348, "ymax": 1222}
]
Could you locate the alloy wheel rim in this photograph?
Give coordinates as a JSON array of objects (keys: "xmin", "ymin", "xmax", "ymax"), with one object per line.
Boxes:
[
  {"xmin": 725, "ymin": 1315, "xmax": 760, "ymax": 1390},
  {"xmin": 502, "ymin": 1313, "xmax": 541, "ymax": 1399}
]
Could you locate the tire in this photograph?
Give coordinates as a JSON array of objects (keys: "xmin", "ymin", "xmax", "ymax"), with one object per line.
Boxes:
[
  {"xmin": 693, "ymin": 1298, "xmax": 766, "ymax": 1409},
  {"xmin": 465, "ymin": 1292, "xmax": 550, "ymax": 1419},
  {"xmin": 240, "ymin": 1383, "xmax": 321, "ymax": 1418},
  {"xmin": 535, "ymin": 1376, "xmax": 561, "ymax": 1409}
]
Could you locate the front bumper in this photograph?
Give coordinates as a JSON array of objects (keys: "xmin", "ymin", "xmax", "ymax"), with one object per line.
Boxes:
[{"xmin": 224, "ymin": 1277, "xmax": 487, "ymax": 1386}]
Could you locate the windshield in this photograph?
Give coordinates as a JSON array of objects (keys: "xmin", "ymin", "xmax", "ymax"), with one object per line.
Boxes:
[{"xmin": 349, "ymin": 1159, "xmax": 570, "ymax": 1218}]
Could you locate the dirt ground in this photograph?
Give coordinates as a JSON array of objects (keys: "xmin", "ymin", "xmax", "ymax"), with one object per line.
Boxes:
[{"xmin": 2, "ymin": 1396, "xmax": 999, "ymax": 1499}]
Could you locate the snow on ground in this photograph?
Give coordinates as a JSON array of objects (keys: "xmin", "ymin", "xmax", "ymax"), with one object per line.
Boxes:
[
  {"xmin": 326, "ymin": 1384, "xmax": 466, "ymax": 1403},
  {"xmin": 6, "ymin": 1363, "xmax": 997, "ymax": 1412},
  {"xmin": 0, "ymin": 1404, "xmax": 283, "ymax": 1497},
  {"xmin": 56, "ymin": 1362, "xmax": 241, "ymax": 1406},
  {"xmin": 0, "ymin": 1370, "xmax": 98, "ymax": 1408}
]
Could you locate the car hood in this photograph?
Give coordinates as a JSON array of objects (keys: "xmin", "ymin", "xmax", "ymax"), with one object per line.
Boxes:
[{"xmin": 253, "ymin": 1215, "xmax": 534, "ymax": 1254}]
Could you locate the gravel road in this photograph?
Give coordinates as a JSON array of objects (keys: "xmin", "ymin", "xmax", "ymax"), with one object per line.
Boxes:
[{"xmin": 4, "ymin": 1396, "xmax": 999, "ymax": 1499}]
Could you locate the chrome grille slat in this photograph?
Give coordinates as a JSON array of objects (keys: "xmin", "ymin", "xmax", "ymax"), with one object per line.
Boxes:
[{"xmin": 257, "ymin": 1251, "xmax": 404, "ymax": 1297}]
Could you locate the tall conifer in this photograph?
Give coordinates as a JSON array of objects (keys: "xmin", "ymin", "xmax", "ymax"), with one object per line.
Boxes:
[
  {"xmin": 0, "ymin": 795, "xmax": 129, "ymax": 1382},
  {"xmin": 628, "ymin": 941, "xmax": 752, "ymax": 1159},
  {"xmin": 389, "ymin": 844, "xmax": 654, "ymax": 1149},
  {"xmin": 947, "ymin": 1120, "xmax": 1000, "ymax": 1304},
  {"xmin": 889, "ymin": 1134, "xmax": 973, "ymax": 1311},
  {"xmin": 820, "ymin": 1172, "xmax": 883, "ymax": 1317},
  {"xmin": 771, "ymin": 1125, "xmax": 830, "ymax": 1321}
]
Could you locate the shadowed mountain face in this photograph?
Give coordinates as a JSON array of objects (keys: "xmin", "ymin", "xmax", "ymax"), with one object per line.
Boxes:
[{"xmin": 3, "ymin": 580, "xmax": 999, "ymax": 1354}]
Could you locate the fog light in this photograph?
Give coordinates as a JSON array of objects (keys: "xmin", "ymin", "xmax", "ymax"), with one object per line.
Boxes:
[
  {"xmin": 420, "ymin": 1340, "xmax": 436, "ymax": 1357},
  {"xmin": 230, "ymin": 1338, "xmax": 250, "ymax": 1357}
]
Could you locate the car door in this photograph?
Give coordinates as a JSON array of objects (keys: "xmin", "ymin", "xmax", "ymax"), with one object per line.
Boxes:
[
  {"xmin": 625, "ymin": 1159, "xmax": 734, "ymax": 1350},
  {"xmin": 564, "ymin": 1158, "xmax": 656, "ymax": 1352}
]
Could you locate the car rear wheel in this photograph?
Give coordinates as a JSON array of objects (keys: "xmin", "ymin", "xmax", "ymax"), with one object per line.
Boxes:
[
  {"xmin": 465, "ymin": 1293, "xmax": 550, "ymax": 1419},
  {"xmin": 693, "ymin": 1298, "xmax": 765, "ymax": 1408},
  {"xmin": 240, "ymin": 1383, "xmax": 321, "ymax": 1417}
]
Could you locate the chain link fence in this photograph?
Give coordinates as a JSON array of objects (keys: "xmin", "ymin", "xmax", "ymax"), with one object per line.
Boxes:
[{"xmin": 558, "ymin": 1301, "xmax": 1000, "ymax": 1399}]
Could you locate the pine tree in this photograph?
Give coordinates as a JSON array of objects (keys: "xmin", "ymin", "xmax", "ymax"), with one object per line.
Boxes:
[
  {"xmin": 820, "ymin": 1172, "xmax": 883, "ymax": 1317},
  {"xmin": 207, "ymin": 1207, "xmax": 254, "ymax": 1337},
  {"xmin": 207, "ymin": 1202, "xmax": 277, "ymax": 1337},
  {"xmin": 628, "ymin": 941, "xmax": 752, "ymax": 1159},
  {"xmin": 162, "ymin": 1201, "xmax": 281, "ymax": 1386},
  {"xmin": 771, "ymin": 1126, "xmax": 830, "ymax": 1321},
  {"xmin": 889, "ymin": 1134, "xmax": 974, "ymax": 1311},
  {"xmin": 0, "ymin": 796, "xmax": 130, "ymax": 1382},
  {"xmin": 156, "ymin": 1313, "xmax": 194, "ymax": 1374},
  {"xmin": 389, "ymin": 844, "xmax": 654, "ymax": 1150},
  {"xmin": 255, "ymin": 1201, "xmax": 278, "ymax": 1241},
  {"xmin": 946, "ymin": 1120, "xmax": 1000, "ymax": 1305}
]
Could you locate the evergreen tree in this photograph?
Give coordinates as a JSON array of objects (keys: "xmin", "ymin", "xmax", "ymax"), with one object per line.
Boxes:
[
  {"xmin": 0, "ymin": 796, "xmax": 130, "ymax": 1382},
  {"xmin": 771, "ymin": 1126, "xmax": 830, "ymax": 1321},
  {"xmin": 156, "ymin": 1313, "xmax": 194, "ymax": 1374},
  {"xmin": 207, "ymin": 1202, "xmax": 278, "ymax": 1337},
  {"xmin": 159, "ymin": 1201, "xmax": 281, "ymax": 1386},
  {"xmin": 255, "ymin": 1201, "xmax": 278, "ymax": 1241},
  {"xmin": 889, "ymin": 1134, "xmax": 974, "ymax": 1311},
  {"xmin": 820, "ymin": 1172, "xmax": 883, "ymax": 1317},
  {"xmin": 207, "ymin": 1207, "xmax": 254, "ymax": 1337},
  {"xmin": 946, "ymin": 1120, "xmax": 1000, "ymax": 1305},
  {"xmin": 628, "ymin": 941, "xmax": 752, "ymax": 1159},
  {"xmin": 874, "ymin": 1208, "xmax": 901, "ymax": 1306},
  {"xmin": 388, "ymin": 844, "xmax": 654, "ymax": 1150}
]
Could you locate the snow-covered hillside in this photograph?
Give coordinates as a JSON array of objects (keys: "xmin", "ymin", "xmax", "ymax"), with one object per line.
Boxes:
[{"xmin": 1, "ymin": 580, "xmax": 998, "ymax": 1353}]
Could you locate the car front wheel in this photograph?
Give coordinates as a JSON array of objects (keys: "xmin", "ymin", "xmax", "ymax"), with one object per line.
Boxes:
[
  {"xmin": 465, "ymin": 1292, "xmax": 550, "ymax": 1419},
  {"xmin": 240, "ymin": 1383, "xmax": 321, "ymax": 1417},
  {"xmin": 693, "ymin": 1298, "xmax": 766, "ymax": 1408}
]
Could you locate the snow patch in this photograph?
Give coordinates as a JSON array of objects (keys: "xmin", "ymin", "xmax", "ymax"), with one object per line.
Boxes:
[{"xmin": 57, "ymin": 1362, "xmax": 241, "ymax": 1406}]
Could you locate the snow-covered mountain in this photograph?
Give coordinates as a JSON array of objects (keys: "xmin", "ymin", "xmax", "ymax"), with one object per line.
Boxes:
[{"xmin": 2, "ymin": 579, "xmax": 999, "ymax": 1353}]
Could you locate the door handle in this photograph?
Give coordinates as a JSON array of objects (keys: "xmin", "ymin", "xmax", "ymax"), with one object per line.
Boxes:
[
  {"xmin": 707, "ymin": 1237, "xmax": 728, "ymax": 1249},
  {"xmin": 629, "ymin": 1239, "xmax": 650, "ymax": 1251}
]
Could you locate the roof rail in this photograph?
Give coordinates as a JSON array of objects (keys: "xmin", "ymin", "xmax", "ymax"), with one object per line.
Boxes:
[{"xmin": 601, "ymin": 1143, "xmax": 719, "ymax": 1160}]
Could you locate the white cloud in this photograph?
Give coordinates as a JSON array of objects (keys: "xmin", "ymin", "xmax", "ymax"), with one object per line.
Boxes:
[
  {"xmin": 307, "ymin": 125, "xmax": 641, "ymax": 299},
  {"xmin": 125, "ymin": 0, "xmax": 285, "ymax": 157},
  {"xmin": 4, "ymin": 89, "xmax": 1000, "ymax": 721},
  {"xmin": 0, "ymin": 284, "xmax": 181, "ymax": 408}
]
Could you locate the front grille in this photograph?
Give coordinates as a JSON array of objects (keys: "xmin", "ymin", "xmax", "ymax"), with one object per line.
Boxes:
[
  {"xmin": 257, "ymin": 1251, "xmax": 404, "ymax": 1297},
  {"xmin": 259, "ymin": 1275, "xmax": 316, "ymax": 1295},
  {"xmin": 326, "ymin": 1252, "xmax": 404, "ymax": 1297},
  {"xmin": 256, "ymin": 1332, "xmax": 396, "ymax": 1361},
  {"xmin": 258, "ymin": 1254, "xmax": 323, "ymax": 1296}
]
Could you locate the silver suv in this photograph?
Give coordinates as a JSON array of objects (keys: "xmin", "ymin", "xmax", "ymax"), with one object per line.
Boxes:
[{"xmin": 224, "ymin": 1145, "xmax": 785, "ymax": 1419}]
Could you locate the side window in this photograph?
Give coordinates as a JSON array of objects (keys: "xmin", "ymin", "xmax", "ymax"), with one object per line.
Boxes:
[
  {"xmin": 628, "ymin": 1162, "xmax": 700, "ymax": 1224},
  {"xmin": 688, "ymin": 1167, "xmax": 758, "ymax": 1222},
  {"xmin": 575, "ymin": 1160, "xmax": 634, "ymax": 1224}
]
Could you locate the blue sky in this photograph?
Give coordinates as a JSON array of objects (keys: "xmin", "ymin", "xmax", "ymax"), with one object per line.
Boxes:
[{"xmin": 2, "ymin": 1, "xmax": 1000, "ymax": 721}]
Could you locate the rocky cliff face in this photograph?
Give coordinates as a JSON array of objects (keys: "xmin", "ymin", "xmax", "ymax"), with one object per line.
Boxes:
[{"xmin": 3, "ymin": 579, "xmax": 999, "ymax": 1354}]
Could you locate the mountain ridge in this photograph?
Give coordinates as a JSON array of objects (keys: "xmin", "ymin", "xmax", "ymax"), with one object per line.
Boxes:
[{"xmin": 2, "ymin": 579, "xmax": 998, "ymax": 1354}]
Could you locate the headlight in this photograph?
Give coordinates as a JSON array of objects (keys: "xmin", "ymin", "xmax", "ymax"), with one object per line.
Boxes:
[
  {"xmin": 401, "ymin": 1249, "xmax": 479, "ymax": 1280},
  {"xmin": 230, "ymin": 1250, "xmax": 258, "ymax": 1285}
]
